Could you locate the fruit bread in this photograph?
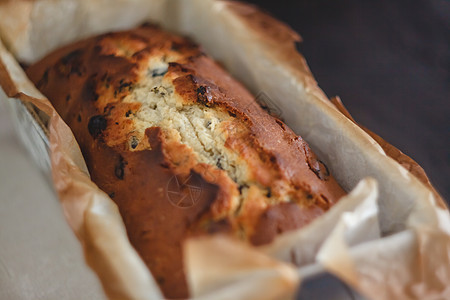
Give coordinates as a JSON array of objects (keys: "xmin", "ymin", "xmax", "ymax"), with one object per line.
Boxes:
[{"xmin": 26, "ymin": 23, "xmax": 346, "ymax": 298}]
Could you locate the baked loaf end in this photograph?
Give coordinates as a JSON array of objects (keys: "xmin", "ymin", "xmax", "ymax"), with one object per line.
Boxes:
[{"xmin": 26, "ymin": 24, "xmax": 345, "ymax": 298}]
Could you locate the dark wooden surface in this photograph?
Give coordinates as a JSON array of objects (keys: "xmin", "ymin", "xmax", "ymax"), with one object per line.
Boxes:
[{"xmin": 246, "ymin": 0, "xmax": 450, "ymax": 202}]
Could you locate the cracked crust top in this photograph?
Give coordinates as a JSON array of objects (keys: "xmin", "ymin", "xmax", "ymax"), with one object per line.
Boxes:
[{"xmin": 26, "ymin": 24, "xmax": 345, "ymax": 298}]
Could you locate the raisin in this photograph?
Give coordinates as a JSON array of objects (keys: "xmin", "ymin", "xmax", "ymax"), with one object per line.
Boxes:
[
  {"xmin": 216, "ymin": 157, "xmax": 223, "ymax": 170},
  {"xmin": 130, "ymin": 136, "xmax": 139, "ymax": 149},
  {"xmin": 58, "ymin": 49, "xmax": 84, "ymax": 76},
  {"xmin": 118, "ymin": 79, "xmax": 132, "ymax": 93},
  {"xmin": 197, "ymin": 86, "xmax": 213, "ymax": 107},
  {"xmin": 228, "ymin": 111, "xmax": 236, "ymax": 117},
  {"xmin": 150, "ymin": 68, "xmax": 168, "ymax": 77},
  {"xmin": 83, "ymin": 74, "xmax": 99, "ymax": 101},
  {"xmin": 114, "ymin": 156, "xmax": 127, "ymax": 180},
  {"xmin": 61, "ymin": 49, "xmax": 82, "ymax": 65},
  {"xmin": 197, "ymin": 86, "xmax": 206, "ymax": 96},
  {"xmin": 238, "ymin": 184, "xmax": 248, "ymax": 194},
  {"xmin": 87, "ymin": 115, "xmax": 107, "ymax": 138}
]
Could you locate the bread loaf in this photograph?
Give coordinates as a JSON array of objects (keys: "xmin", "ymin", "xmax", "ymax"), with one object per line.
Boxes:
[{"xmin": 26, "ymin": 24, "xmax": 346, "ymax": 298}]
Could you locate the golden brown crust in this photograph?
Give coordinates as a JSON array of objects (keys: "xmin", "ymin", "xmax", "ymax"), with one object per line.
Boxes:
[{"xmin": 26, "ymin": 24, "xmax": 345, "ymax": 298}]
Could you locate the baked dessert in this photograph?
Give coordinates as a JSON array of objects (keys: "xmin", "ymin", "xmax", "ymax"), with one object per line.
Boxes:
[{"xmin": 26, "ymin": 24, "xmax": 346, "ymax": 298}]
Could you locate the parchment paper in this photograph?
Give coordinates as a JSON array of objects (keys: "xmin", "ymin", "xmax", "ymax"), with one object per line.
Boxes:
[{"xmin": 0, "ymin": 1, "xmax": 449, "ymax": 299}]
